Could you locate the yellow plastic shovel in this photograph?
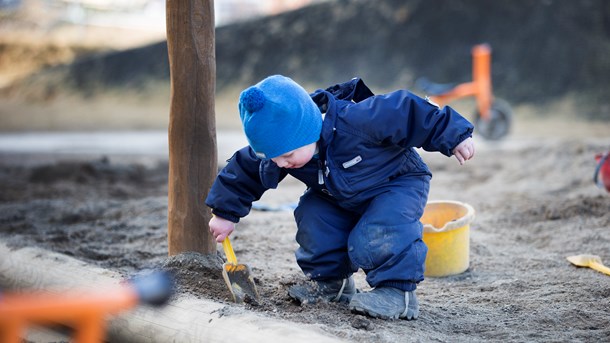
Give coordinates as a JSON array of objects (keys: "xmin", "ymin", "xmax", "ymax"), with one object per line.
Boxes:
[
  {"xmin": 566, "ymin": 254, "xmax": 610, "ymax": 276},
  {"xmin": 221, "ymin": 237, "xmax": 260, "ymax": 304}
]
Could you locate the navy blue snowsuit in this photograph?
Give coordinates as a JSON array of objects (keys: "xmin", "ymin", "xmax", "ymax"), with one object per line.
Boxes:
[{"xmin": 206, "ymin": 78, "xmax": 473, "ymax": 292}]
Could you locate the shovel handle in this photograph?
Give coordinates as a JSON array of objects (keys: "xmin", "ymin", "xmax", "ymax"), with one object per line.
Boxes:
[
  {"xmin": 222, "ymin": 237, "xmax": 238, "ymax": 265},
  {"xmin": 590, "ymin": 261, "xmax": 610, "ymax": 276}
]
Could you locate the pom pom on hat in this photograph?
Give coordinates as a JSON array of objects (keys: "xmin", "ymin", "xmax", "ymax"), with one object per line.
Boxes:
[
  {"xmin": 239, "ymin": 87, "xmax": 266, "ymax": 113},
  {"xmin": 238, "ymin": 75, "xmax": 322, "ymax": 159}
]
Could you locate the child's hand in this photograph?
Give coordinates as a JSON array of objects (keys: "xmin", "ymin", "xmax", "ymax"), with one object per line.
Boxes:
[
  {"xmin": 209, "ymin": 215, "xmax": 235, "ymax": 243},
  {"xmin": 452, "ymin": 137, "xmax": 475, "ymax": 165}
]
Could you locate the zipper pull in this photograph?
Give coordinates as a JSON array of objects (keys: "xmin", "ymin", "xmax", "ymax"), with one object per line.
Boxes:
[{"xmin": 317, "ymin": 160, "xmax": 325, "ymax": 185}]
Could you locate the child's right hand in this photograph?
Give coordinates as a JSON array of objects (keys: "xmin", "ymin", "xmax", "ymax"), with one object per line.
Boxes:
[{"xmin": 209, "ymin": 215, "xmax": 235, "ymax": 243}]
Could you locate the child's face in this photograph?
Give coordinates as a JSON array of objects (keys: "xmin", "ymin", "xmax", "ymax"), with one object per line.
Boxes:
[{"xmin": 271, "ymin": 142, "xmax": 317, "ymax": 169}]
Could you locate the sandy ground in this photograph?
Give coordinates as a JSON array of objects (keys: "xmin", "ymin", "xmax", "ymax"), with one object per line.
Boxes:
[{"xmin": 0, "ymin": 118, "xmax": 609, "ymax": 342}]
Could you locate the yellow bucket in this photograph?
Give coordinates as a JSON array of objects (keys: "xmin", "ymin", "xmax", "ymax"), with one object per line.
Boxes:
[{"xmin": 421, "ymin": 200, "xmax": 475, "ymax": 277}]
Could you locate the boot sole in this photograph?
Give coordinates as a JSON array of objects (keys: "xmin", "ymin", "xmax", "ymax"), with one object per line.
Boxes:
[
  {"xmin": 350, "ymin": 305, "xmax": 396, "ymax": 320},
  {"xmin": 349, "ymin": 305, "xmax": 418, "ymax": 320}
]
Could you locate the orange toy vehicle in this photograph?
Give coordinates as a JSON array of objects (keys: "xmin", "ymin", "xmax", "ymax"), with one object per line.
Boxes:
[
  {"xmin": 416, "ymin": 44, "xmax": 512, "ymax": 140},
  {"xmin": 0, "ymin": 271, "xmax": 173, "ymax": 343}
]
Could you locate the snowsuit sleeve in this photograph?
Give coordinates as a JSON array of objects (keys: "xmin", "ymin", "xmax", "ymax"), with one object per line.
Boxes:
[
  {"xmin": 346, "ymin": 90, "xmax": 474, "ymax": 156},
  {"xmin": 205, "ymin": 146, "xmax": 287, "ymax": 222}
]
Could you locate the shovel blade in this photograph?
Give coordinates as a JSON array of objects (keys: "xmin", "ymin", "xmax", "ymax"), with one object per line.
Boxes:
[
  {"xmin": 222, "ymin": 263, "xmax": 260, "ymax": 304},
  {"xmin": 567, "ymin": 254, "xmax": 610, "ymax": 276},
  {"xmin": 567, "ymin": 254, "xmax": 601, "ymax": 267}
]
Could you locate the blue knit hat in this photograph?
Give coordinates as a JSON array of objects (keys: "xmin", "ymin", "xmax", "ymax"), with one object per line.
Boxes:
[{"xmin": 238, "ymin": 75, "xmax": 322, "ymax": 159}]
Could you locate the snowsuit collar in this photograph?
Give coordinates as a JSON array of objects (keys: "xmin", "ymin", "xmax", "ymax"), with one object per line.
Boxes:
[{"xmin": 310, "ymin": 77, "xmax": 375, "ymax": 160}]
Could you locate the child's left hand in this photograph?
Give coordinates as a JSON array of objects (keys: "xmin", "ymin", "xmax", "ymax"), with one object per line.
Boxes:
[{"xmin": 452, "ymin": 137, "xmax": 475, "ymax": 165}]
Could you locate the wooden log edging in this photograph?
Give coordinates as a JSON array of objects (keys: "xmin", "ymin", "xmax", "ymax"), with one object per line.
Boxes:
[{"xmin": 0, "ymin": 242, "xmax": 345, "ymax": 343}]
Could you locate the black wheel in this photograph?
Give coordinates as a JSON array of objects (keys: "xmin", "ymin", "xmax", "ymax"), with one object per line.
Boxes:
[{"xmin": 474, "ymin": 98, "xmax": 512, "ymax": 140}]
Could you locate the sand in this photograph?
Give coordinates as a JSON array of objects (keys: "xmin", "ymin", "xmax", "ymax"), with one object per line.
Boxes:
[{"xmin": 1, "ymin": 118, "xmax": 609, "ymax": 342}]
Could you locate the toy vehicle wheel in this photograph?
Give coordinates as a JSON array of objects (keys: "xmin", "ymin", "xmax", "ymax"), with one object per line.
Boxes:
[{"xmin": 475, "ymin": 98, "xmax": 512, "ymax": 140}]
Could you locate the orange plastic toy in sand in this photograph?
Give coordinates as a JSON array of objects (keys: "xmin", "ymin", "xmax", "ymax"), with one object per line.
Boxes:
[
  {"xmin": 417, "ymin": 44, "xmax": 512, "ymax": 140},
  {"xmin": 0, "ymin": 271, "xmax": 172, "ymax": 343}
]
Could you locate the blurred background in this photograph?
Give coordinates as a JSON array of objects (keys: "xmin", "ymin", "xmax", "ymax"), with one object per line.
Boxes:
[{"xmin": 0, "ymin": 0, "xmax": 609, "ymax": 141}]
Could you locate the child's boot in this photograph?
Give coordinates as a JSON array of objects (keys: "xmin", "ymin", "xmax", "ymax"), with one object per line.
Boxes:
[
  {"xmin": 288, "ymin": 276, "xmax": 356, "ymax": 304},
  {"xmin": 349, "ymin": 287, "xmax": 419, "ymax": 320}
]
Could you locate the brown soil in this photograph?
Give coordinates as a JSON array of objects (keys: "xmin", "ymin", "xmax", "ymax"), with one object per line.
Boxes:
[{"xmin": 1, "ymin": 120, "xmax": 609, "ymax": 342}]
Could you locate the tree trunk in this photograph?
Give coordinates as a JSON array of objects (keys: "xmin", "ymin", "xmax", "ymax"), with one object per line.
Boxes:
[{"xmin": 166, "ymin": 0, "xmax": 217, "ymax": 255}]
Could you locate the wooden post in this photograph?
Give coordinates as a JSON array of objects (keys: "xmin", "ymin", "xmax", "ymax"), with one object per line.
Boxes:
[{"xmin": 166, "ymin": 0, "xmax": 217, "ymax": 255}]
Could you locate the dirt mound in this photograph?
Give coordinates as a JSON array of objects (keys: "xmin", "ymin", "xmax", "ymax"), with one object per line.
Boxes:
[
  {"xmin": 0, "ymin": 40, "xmax": 102, "ymax": 88},
  {"xmin": 1, "ymin": 42, "xmax": 169, "ymax": 101},
  {"xmin": 216, "ymin": 0, "xmax": 610, "ymax": 108},
  {"xmin": 161, "ymin": 252, "xmax": 228, "ymax": 301},
  {"xmin": 2, "ymin": 0, "xmax": 610, "ymax": 118}
]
